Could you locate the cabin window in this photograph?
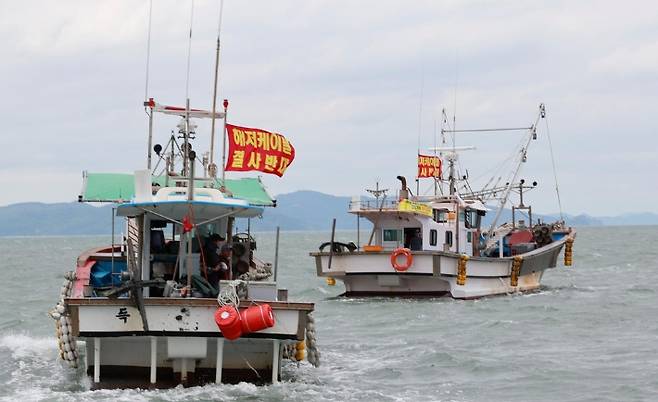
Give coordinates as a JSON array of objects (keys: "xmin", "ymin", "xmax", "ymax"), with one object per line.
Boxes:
[
  {"xmin": 383, "ymin": 229, "xmax": 401, "ymax": 242},
  {"xmin": 430, "ymin": 229, "xmax": 437, "ymax": 246},
  {"xmin": 445, "ymin": 231, "xmax": 453, "ymax": 246},
  {"xmin": 434, "ymin": 209, "xmax": 448, "ymax": 223},
  {"xmin": 464, "ymin": 210, "xmax": 479, "ymax": 229}
]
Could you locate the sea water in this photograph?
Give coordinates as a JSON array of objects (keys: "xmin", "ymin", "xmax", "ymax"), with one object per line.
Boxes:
[{"xmin": 0, "ymin": 226, "xmax": 657, "ymax": 401}]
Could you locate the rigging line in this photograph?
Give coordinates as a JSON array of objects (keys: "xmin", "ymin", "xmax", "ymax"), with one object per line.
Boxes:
[
  {"xmin": 477, "ymin": 134, "xmax": 527, "ymax": 191},
  {"xmin": 144, "ymin": 0, "xmax": 153, "ymax": 103},
  {"xmin": 544, "ymin": 114, "xmax": 564, "ymax": 221},
  {"xmin": 185, "ymin": 0, "xmax": 195, "ymax": 101}
]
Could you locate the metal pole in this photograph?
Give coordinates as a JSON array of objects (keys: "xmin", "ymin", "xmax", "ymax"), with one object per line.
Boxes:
[
  {"xmin": 215, "ymin": 338, "xmax": 224, "ymax": 383},
  {"xmin": 147, "ymin": 107, "xmax": 154, "ymax": 169},
  {"xmin": 150, "ymin": 337, "xmax": 157, "ymax": 384},
  {"xmin": 209, "ymin": 1, "xmax": 224, "ymax": 165},
  {"xmin": 226, "ymin": 217, "xmax": 234, "ymax": 280},
  {"xmin": 356, "ymin": 213, "xmax": 360, "ymax": 250},
  {"xmin": 443, "ymin": 127, "xmax": 533, "ymax": 133},
  {"xmin": 184, "ymin": 99, "xmax": 190, "ymax": 176},
  {"xmin": 271, "ymin": 339, "xmax": 280, "ymax": 383},
  {"xmin": 273, "ymin": 226, "xmax": 280, "ymax": 282},
  {"xmin": 455, "ymin": 204, "xmax": 460, "ymax": 253},
  {"xmin": 328, "ymin": 218, "xmax": 336, "ymax": 270},
  {"xmin": 221, "ymin": 99, "xmax": 229, "ymax": 183},
  {"xmin": 111, "ymin": 207, "xmax": 115, "ymax": 284},
  {"xmin": 186, "ymin": 152, "xmax": 195, "ymax": 294},
  {"xmin": 93, "ymin": 337, "xmax": 101, "ymax": 383}
]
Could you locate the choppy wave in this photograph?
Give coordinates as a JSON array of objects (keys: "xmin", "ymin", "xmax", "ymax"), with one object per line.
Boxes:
[{"xmin": 1, "ymin": 227, "xmax": 658, "ymax": 401}]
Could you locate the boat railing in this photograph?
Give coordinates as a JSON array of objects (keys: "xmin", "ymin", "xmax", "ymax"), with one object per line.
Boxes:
[{"xmin": 349, "ymin": 199, "xmax": 400, "ymax": 211}]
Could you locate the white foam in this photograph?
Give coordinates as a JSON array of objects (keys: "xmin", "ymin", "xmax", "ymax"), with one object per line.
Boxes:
[{"xmin": 0, "ymin": 333, "xmax": 57, "ymax": 359}]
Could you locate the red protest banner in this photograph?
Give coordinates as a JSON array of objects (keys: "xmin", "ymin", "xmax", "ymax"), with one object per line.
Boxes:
[
  {"xmin": 224, "ymin": 124, "xmax": 295, "ymax": 177},
  {"xmin": 417, "ymin": 154, "xmax": 442, "ymax": 178}
]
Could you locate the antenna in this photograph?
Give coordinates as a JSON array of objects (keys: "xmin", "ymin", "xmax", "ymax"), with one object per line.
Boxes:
[
  {"xmin": 209, "ymin": 0, "xmax": 225, "ymax": 171},
  {"xmin": 144, "ymin": 0, "xmax": 154, "ymax": 170},
  {"xmin": 144, "ymin": 0, "xmax": 153, "ymax": 103},
  {"xmin": 182, "ymin": 0, "xmax": 195, "ymax": 177},
  {"xmin": 366, "ymin": 181, "xmax": 388, "ymax": 203}
]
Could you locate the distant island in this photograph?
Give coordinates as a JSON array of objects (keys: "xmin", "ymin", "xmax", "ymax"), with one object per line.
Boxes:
[{"xmin": 1, "ymin": 190, "xmax": 657, "ymax": 236}]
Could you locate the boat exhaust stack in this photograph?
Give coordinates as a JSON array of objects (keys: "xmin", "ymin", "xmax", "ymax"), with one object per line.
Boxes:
[{"xmin": 396, "ymin": 175, "xmax": 408, "ymax": 200}]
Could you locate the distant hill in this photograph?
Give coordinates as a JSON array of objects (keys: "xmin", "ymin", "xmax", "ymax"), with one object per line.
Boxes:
[
  {"xmin": 249, "ymin": 190, "xmax": 358, "ymax": 231},
  {"xmin": 1, "ymin": 193, "xmax": 657, "ymax": 236},
  {"xmin": 0, "ymin": 202, "xmax": 118, "ymax": 236}
]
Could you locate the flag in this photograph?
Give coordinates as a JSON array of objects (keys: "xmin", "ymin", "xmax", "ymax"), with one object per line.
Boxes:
[
  {"xmin": 417, "ymin": 154, "xmax": 442, "ymax": 178},
  {"xmin": 225, "ymin": 124, "xmax": 295, "ymax": 177}
]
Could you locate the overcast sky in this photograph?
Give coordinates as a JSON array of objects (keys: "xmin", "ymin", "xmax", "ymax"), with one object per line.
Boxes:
[{"xmin": 1, "ymin": 1, "xmax": 657, "ymax": 216}]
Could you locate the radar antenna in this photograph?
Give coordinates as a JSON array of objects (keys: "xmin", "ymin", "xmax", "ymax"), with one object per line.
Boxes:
[{"xmin": 365, "ymin": 181, "xmax": 388, "ymax": 202}]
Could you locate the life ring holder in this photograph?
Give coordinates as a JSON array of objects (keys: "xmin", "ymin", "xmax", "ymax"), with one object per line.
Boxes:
[{"xmin": 390, "ymin": 248, "xmax": 413, "ymax": 272}]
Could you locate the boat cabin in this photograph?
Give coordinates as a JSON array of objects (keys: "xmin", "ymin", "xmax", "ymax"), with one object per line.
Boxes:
[
  {"xmin": 352, "ymin": 195, "xmax": 487, "ymax": 256},
  {"xmin": 78, "ymin": 171, "xmax": 276, "ymax": 299}
]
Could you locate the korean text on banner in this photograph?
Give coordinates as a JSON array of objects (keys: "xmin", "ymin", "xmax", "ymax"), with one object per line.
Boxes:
[
  {"xmin": 225, "ymin": 124, "xmax": 295, "ymax": 177},
  {"xmin": 417, "ymin": 154, "xmax": 442, "ymax": 178}
]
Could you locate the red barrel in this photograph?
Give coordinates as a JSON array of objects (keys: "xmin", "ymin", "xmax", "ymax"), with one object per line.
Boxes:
[
  {"xmin": 240, "ymin": 304, "xmax": 275, "ymax": 334},
  {"xmin": 214, "ymin": 305, "xmax": 242, "ymax": 340}
]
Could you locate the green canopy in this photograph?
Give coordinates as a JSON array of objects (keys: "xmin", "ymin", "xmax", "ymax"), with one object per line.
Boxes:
[{"xmin": 80, "ymin": 172, "xmax": 275, "ymax": 206}]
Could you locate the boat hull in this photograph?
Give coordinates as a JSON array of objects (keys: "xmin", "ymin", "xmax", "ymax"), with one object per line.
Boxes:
[
  {"xmin": 312, "ymin": 235, "xmax": 570, "ymax": 299},
  {"xmin": 66, "ymin": 298, "xmax": 313, "ymax": 387}
]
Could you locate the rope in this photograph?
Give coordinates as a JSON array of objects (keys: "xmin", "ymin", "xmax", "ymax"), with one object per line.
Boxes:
[
  {"xmin": 544, "ymin": 115, "xmax": 564, "ymax": 221},
  {"xmin": 48, "ymin": 271, "xmax": 78, "ymax": 368},
  {"xmin": 216, "ymin": 280, "xmax": 244, "ymax": 308}
]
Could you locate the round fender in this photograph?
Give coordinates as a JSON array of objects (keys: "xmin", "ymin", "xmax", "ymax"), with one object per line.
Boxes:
[{"xmin": 390, "ymin": 248, "xmax": 413, "ymax": 272}]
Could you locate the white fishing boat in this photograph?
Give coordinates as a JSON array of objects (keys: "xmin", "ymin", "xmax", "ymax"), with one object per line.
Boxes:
[
  {"xmin": 312, "ymin": 104, "xmax": 576, "ymax": 299},
  {"xmin": 49, "ymin": 6, "xmax": 318, "ymax": 387}
]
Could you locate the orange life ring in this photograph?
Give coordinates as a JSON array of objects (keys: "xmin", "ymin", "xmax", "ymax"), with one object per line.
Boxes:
[{"xmin": 390, "ymin": 247, "xmax": 413, "ymax": 272}]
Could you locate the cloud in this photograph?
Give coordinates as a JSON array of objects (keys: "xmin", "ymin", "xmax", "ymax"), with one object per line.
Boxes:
[{"xmin": 1, "ymin": 0, "xmax": 658, "ymax": 215}]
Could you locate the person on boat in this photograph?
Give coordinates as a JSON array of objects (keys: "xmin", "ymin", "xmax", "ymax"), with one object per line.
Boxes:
[
  {"xmin": 409, "ymin": 229, "xmax": 423, "ymax": 251},
  {"xmin": 204, "ymin": 234, "xmax": 229, "ymax": 286}
]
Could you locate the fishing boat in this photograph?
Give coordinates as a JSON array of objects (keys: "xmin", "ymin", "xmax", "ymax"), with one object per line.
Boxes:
[
  {"xmin": 48, "ymin": 100, "xmax": 318, "ymax": 388},
  {"xmin": 48, "ymin": 5, "xmax": 318, "ymax": 387},
  {"xmin": 312, "ymin": 104, "xmax": 576, "ymax": 299}
]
